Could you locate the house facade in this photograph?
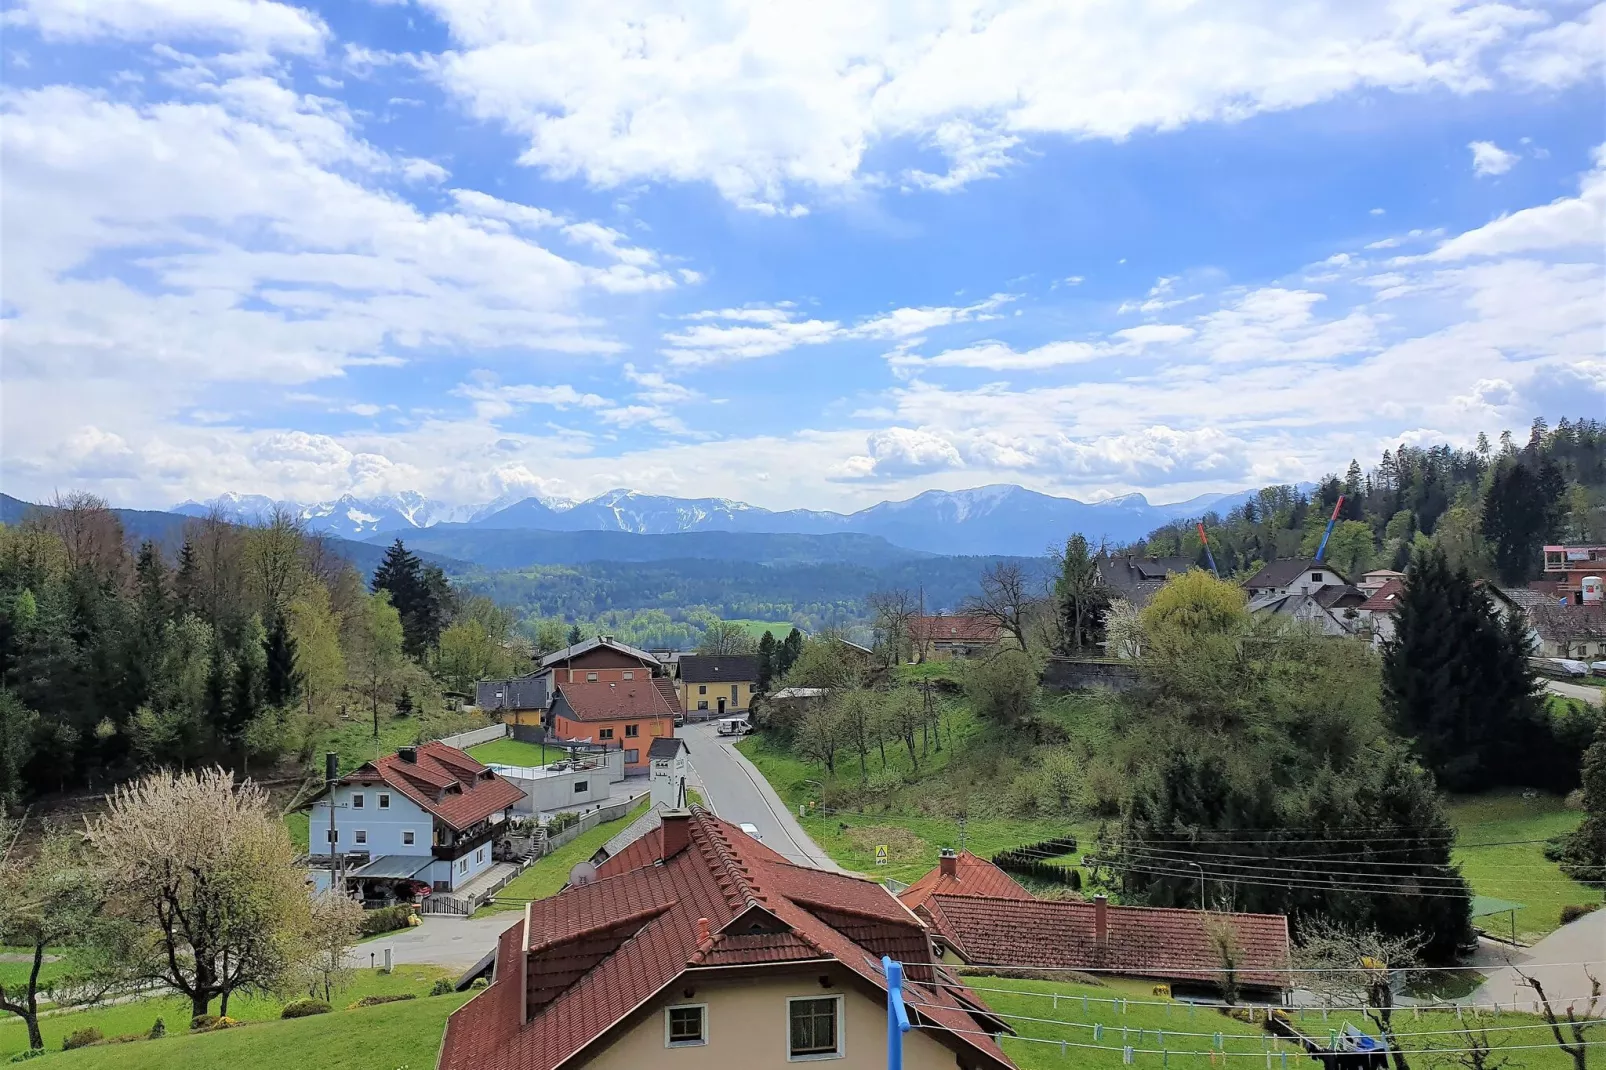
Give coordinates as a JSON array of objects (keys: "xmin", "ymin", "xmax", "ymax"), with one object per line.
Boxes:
[
  {"xmin": 1359, "ymin": 578, "xmax": 1406, "ymax": 646},
  {"xmin": 909, "ymin": 614, "xmax": 1001, "ymax": 661},
  {"xmin": 1244, "ymin": 559, "xmax": 1368, "ymax": 635},
  {"xmin": 438, "ymin": 808, "xmax": 1017, "ymax": 1070},
  {"xmin": 475, "ymin": 676, "xmax": 550, "ymax": 728},
  {"xmin": 306, "ymin": 742, "xmax": 524, "ymax": 897},
  {"xmin": 648, "ymin": 736, "xmax": 690, "ymax": 809},
  {"xmin": 550, "ymin": 679, "xmax": 678, "ymax": 772},
  {"xmin": 677, "ymin": 654, "xmax": 759, "ymax": 718},
  {"xmin": 543, "ymin": 636, "xmax": 662, "ymax": 685},
  {"xmin": 1543, "ymin": 545, "xmax": 1606, "ymax": 605}
]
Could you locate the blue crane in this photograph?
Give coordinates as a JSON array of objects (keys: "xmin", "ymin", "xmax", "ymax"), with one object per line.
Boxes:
[
  {"xmin": 1196, "ymin": 522, "xmax": 1220, "ymax": 578},
  {"xmin": 1314, "ymin": 495, "xmax": 1347, "ymax": 564}
]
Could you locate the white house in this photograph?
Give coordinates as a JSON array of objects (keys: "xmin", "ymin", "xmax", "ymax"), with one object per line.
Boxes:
[
  {"xmin": 648, "ymin": 736, "xmax": 690, "ymax": 809},
  {"xmin": 307, "ymin": 742, "xmax": 524, "ymax": 898}
]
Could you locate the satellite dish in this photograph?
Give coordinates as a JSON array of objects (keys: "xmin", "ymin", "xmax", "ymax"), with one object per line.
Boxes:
[{"xmin": 568, "ymin": 861, "xmax": 598, "ymax": 888}]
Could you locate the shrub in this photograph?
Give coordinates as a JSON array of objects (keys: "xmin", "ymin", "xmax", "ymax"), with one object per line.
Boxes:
[
  {"xmin": 63, "ymin": 1027, "xmax": 104, "ymax": 1050},
  {"xmin": 108, "ymin": 1034, "xmax": 146, "ymax": 1044},
  {"xmin": 470, "ymin": 977, "xmax": 489, "ymax": 989},
  {"xmin": 348, "ymin": 993, "xmax": 417, "ymax": 1009},
  {"xmin": 993, "ymin": 838, "xmax": 1082, "ymax": 890},
  {"xmin": 211, "ymin": 1017, "xmax": 239, "ymax": 1030},
  {"xmin": 148, "ymin": 1017, "xmax": 166, "ymax": 1039},
  {"xmin": 1561, "ymin": 903, "xmax": 1602, "ymax": 925},
  {"xmin": 359, "ymin": 903, "xmax": 415, "ymax": 937},
  {"xmin": 281, "ymin": 998, "xmax": 333, "ymax": 1019},
  {"xmin": 9, "ymin": 1049, "xmax": 47, "ymax": 1062},
  {"xmin": 190, "ymin": 1015, "xmax": 219, "ymax": 1032},
  {"xmin": 430, "ymin": 978, "xmax": 455, "ymax": 996}
]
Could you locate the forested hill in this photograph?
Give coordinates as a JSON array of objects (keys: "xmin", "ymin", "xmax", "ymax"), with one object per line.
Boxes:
[{"xmin": 1129, "ymin": 417, "xmax": 1604, "ymax": 584}]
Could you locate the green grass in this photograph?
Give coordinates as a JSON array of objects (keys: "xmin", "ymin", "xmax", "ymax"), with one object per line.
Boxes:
[
  {"xmin": 311, "ymin": 713, "xmax": 430, "ymax": 776},
  {"xmin": 476, "ymin": 799, "xmax": 652, "ymax": 914},
  {"xmin": 725, "ymin": 619, "xmax": 796, "ymax": 641},
  {"xmin": 282, "ymin": 811, "xmax": 310, "ymax": 853},
  {"xmin": 1448, "ymin": 791, "xmax": 1595, "ymax": 943},
  {"xmin": 44, "ymin": 989, "xmax": 473, "ymax": 1069},
  {"xmin": 0, "ymin": 947, "xmax": 70, "ymax": 999},
  {"xmin": 0, "ymin": 966, "xmax": 451, "ymax": 1061},
  {"xmin": 893, "ymin": 660, "xmax": 967, "ymax": 684},
  {"xmin": 467, "ymin": 737, "xmax": 562, "ymax": 767}
]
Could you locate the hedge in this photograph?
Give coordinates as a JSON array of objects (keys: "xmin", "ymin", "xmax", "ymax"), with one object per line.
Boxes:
[
  {"xmin": 992, "ymin": 836, "xmax": 1082, "ymax": 889},
  {"xmin": 281, "ymin": 998, "xmax": 333, "ymax": 1019},
  {"xmin": 359, "ymin": 903, "xmax": 416, "ymax": 937}
]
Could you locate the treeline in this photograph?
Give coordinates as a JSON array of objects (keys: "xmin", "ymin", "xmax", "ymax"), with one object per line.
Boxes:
[
  {"xmin": 0, "ymin": 495, "xmax": 523, "ymax": 809},
  {"xmin": 1133, "ymin": 417, "xmax": 1604, "ymax": 583}
]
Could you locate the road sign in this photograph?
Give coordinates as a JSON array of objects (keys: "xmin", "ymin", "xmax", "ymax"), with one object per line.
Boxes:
[{"xmin": 875, "ymin": 844, "xmax": 888, "ymax": 866}]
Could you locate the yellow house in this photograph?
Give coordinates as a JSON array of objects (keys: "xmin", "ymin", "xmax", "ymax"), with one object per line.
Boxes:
[{"xmin": 676, "ymin": 654, "xmax": 758, "ymax": 718}]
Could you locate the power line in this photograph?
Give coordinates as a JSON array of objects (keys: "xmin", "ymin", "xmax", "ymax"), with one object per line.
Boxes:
[{"xmin": 1089, "ymin": 857, "xmax": 1481, "ymax": 899}]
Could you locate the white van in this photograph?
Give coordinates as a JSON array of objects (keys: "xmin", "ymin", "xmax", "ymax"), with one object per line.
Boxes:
[{"xmin": 716, "ymin": 716, "xmax": 751, "ymax": 737}]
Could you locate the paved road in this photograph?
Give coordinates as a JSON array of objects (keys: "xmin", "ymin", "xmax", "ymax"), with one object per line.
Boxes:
[
  {"xmin": 682, "ymin": 722, "xmax": 843, "ymax": 872},
  {"xmin": 349, "ymin": 913, "xmax": 517, "ymax": 972},
  {"xmin": 1470, "ymin": 910, "xmax": 1606, "ymax": 1014},
  {"xmin": 1548, "ymin": 679, "xmax": 1604, "ymax": 706}
]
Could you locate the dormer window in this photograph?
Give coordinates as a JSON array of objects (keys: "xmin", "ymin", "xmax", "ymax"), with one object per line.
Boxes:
[{"xmin": 1311, "ymin": 572, "xmax": 1324, "ymax": 583}]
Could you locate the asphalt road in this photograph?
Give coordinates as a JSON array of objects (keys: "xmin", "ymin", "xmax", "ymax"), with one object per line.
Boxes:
[
  {"xmin": 349, "ymin": 913, "xmax": 515, "ymax": 972},
  {"xmin": 682, "ymin": 721, "xmax": 843, "ymax": 871},
  {"xmin": 1548, "ymin": 679, "xmax": 1604, "ymax": 706},
  {"xmin": 1470, "ymin": 910, "xmax": 1606, "ymax": 1015}
]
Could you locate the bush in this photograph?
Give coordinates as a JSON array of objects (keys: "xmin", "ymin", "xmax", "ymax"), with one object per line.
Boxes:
[
  {"xmin": 281, "ymin": 998, "xmax": 332, "ymax": 1019},
  {"xmin": 211, "ymin": 1017, "xmax": 239, "ymax": 1030},
  {"xmin": 63, "ymin": 1027, "xmax": 104, "ymax": 1050},
  {"xmin": 1560, "ymin": 903, "xmax": 1602, "ymax": 925},
  {"xmin": 9, "ymin": 1049, "xmax": 47, "ymax": 1062},
  {"xmin": 348, "ymin": 993, "xmax": 417, "ymax": 1009},
  {"xmin": 108, "ymin": 1034, "xmax": 145, "ymax": 1044},
  {"xmin": 148, "ymin": 1017, "xmax": 166, "ymax": 1039},
  {"xmin": 359, "ymin": 903, "xmax": 415, "ymax": 937},
  {"xmin": 190, "ymin": 1015, "xmax": 219, "ymax": 1032},
  {"xmin": 993, "ymin": 838, "xmax": 1082, "ymax": 890},
  {"xmin": 547, "ymin": 811, "xmax": 580, "ymax": 834},
  {"xmin": 471, "ymin": 977, "xmax": 489, "ymax": 989},
  {"xmin": 430, "ymin": 978, "xmax": 455, "ymax": 996}
]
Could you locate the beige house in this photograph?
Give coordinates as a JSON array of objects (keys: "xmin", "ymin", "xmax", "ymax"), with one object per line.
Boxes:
[{"xmin": 440, "ymin": 808, "xmax": 1015, "ymax": 1070}]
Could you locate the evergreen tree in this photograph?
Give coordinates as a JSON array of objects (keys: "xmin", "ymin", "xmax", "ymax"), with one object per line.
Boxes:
[
  {"xmin": 128, "ymin": 541, "xmax": 171, "ymax": 712},
  {"xmin": 776, "ymin": 627, "xmax": 804, "ymax": 678},
  {"xmin": 395, "ymin": 686, "xmax": 414, "ymax": 718},
  {"xmin": 371, "ymin": 540, "xmax": 445, "ymax": 658},
  {"xmin": 1563, "ymin": 719, "xmax": 1606, "ymax": 883},
  {"xmin": 173, "ymin": 540, "xmax": 199, "ymax": 617},
  {"xmin": 1382, "ymin": 545, "xmax": 1549, "ymax": 791},
  {"xmin": 1053, "ymin": 533, "xmax": 1109, "ymax": 654},
  {"xmin": 261, "ymin": 614, "xmax": 303, "ymax": 710},
  {"xmin": 1483, "ymin": 454, "xmax": 1566, "ymax": 584},
  {"xmin": 756, "ymin": 631, "xmax": 777, "ymax": 692},
  {"xmin": 227, "ymin": 649, "xmax": 260, "ymax": 758},
  {"xmin": 566, "ymin": 623, "xmax": 583, "ymax": 647}
]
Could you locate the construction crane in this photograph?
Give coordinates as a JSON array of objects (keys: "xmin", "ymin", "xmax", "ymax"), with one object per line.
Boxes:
[
  {"xmin": 1196, "ymin": 522, "xmax": 1220, "ymax": 578},
  {"xmin": 1314, "ymin": 495, "xmax": 1347, "ymax": 563}
]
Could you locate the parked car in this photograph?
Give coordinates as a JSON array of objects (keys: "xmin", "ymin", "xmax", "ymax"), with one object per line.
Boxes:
[
  {"xmin": 1549, "ymin": 658, "xmax": 1590, "ymax": 678},
  {"xmin": 738, "ymin": 822, "xmax": 763, "ymax": 841},
  {"xmin": 1592, "ymin": 661, "xmax": 1606, "ymax": 678}
]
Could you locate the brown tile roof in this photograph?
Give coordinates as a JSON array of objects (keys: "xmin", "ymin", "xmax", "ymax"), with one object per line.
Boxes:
[
  {"xmin": 898, "ymin": 851, "xmax": 1036, "ymax": 911},
  {"xmin": 440, "ymin": 808, "xmax": 1017, "ymax": 1070},
  {"xmin": 343, "ymin": 742, "xmax": 525, "ymax": 832},
  {"xmin": 652, "ymin": 676, "xmax": 678, "ymax": 709},
  {"xmin": 919, "ymin": 895, "xmax": 1291, "ymax": 989},
  {"xmin": 1359, "ymin": 577, "xmax": 1405, "ymax": 613},
  {"xmin": 910, "ymin": 614, "xmax": 1001, "ymax": 643},
  {"xmin": 555, "ymin": 679, "xmax": 678, "ymax": 722}
]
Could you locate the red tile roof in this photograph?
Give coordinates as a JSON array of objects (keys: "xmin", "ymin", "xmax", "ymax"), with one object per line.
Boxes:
[
  {"xmin": 652, "ymin": 676, "xmax": 678, "ymax": 710},
  {"xmin": 910, "ymin": 614, "xmax": 1001, "ymax": 644},
  {"xmin": 919, "ymin": 895, "xmax": 1291, "ymax": 989},
  {"xmin": 440, "ymin": 808, "xmax": 1017, "ymax": 1070},
  {"xmin": 342, "ymin": 742, "xmax": 524, "ymax": 832},
  {"xmin": 1359, "ymin": 577, "xmax": 1406, "ymax": 613},
  {"xmin": 555, "ymin": 679, "xmax": 678, "ymax": 722},
  {"xmin": 898, "ymin": 851, "xmax": 1036, "ymax": 910}
]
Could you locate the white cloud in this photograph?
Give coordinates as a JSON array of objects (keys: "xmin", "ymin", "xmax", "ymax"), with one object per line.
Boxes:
[
  {"xmin": 1426, "ymin": 145, "xmax": 1606, "ymax": 260},
  {"xmin": 1113, "ymin": 324, "xmax": 1195, "ymax": 346},
  {"xmin": 419, "ymin": 0, "xmax": 1589, "ymax": 210},
  {"xmin": 1469, "ymin": 139, "xmax": 1518, "ymax": 176},
  {"xmin": 5, "ymin": 0, "xmax": 328, "ymax": 55},
  {"xmin": 890, "ymin": 340, "xmax": 1103, "ymax": 371},
  {"xmin": 1500, "ymin": 2, "xmax": 1606, "ymax": 89}
]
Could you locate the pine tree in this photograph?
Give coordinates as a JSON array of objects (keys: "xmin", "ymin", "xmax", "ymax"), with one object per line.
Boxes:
[
  {"xmin": 566, "ymin": 623, "xmax": 583, "ymax": 647},
  {"xmin": 756, "ymin": 631, "xmax": 777, "ymax": 691},
  {"xmin": 1484, "ymin": 455, "xmax": 1566, "ymax": 584},
  {"xmin": 128, "ymin": 542, "xmax": 170, "ymax": 711},
  {"xmin": 228, "ymin": 651, "xmax": 259, "ymax": 754},
  {"xmin": 1564, "ymin": 719, "xmax": 1606, "ymax": 883},
  {"xmin": 776, "ymin": 628, "xmax": 803, "ymax": 678},
  {"xmin": 371, "ymin": 541, "xmax": 444, "ymax": 658},
  {"xmin": 395, "ymin": 686, "xmax": 414, "ymax": 718},
  {"xmin": 262, "ymin": 614, "xmax": 302, "ymax": 709},
  {"xmin": 174, "ymin": 540, "xmax": 199, "ymax": 616}
]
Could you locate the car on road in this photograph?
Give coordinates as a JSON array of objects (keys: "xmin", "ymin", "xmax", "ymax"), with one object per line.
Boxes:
[
  {"xmin": 738, "ymin": 822, "xmax": 763, "ymax": 841},
  {"xmin": 1592, "ymin": 661, "xmax": 1606, "ymax": 678},
  {"xmin": 1549, "ymin": 658, "xmax": 1591, "ymax": 678}
]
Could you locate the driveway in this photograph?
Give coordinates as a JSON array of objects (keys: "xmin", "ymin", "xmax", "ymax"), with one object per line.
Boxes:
[
  {"xmin": 1548, "ymin": 679, "xmax": 1603, "ymax": 706},
  {"xmin": 1469, "ymin": 910, "xmax": 1606, "ymax": 1014},
  {"xmin": 681, "ymin": 722, "xmax": 844, "ymax": 872},
  {"xmin": 349, "ymin": 913, "xmax": 517, "ymax": 973}
]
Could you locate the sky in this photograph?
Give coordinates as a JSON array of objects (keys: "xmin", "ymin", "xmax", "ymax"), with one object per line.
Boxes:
[{"xmin": 1, "ymin": 0, "xmax": 1602, "ymax": 514}]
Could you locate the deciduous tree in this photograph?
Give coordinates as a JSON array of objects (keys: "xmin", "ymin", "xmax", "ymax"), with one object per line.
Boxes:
[{"xmin": 965, "ymin": 561, "xmax": 1038, "ymax": 651}]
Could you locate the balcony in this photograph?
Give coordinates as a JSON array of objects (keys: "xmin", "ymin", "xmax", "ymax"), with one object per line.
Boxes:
[{"xmin": 1545, "ymin": 545, "xmax": 1606, "ymax": 573}]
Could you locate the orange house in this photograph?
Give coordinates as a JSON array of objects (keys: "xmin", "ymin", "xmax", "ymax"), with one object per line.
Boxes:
[{"xmin": 549, "ymin": 679, "xmax": 677, "ymax": 772}]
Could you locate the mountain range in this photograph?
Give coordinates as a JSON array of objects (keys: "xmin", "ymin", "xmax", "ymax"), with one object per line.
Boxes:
[{"xmin": 175, "ymin": 483, "xmax": 1296, "ymax": 557}]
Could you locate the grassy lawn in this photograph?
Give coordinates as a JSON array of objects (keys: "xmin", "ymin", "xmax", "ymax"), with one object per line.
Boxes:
[
  {"xmin": 467, "ymin": 737, "xmax": 560, "ymax": 767},
  {"xmin": 0, "ymin": 947, "xmax": 70, "ymax": 997},
  {"xmin": 311, "ymin": 713, "xmax": 430, "ymax": 776},
  {"xmin": 282, "ymin": 811, "xmax": 310, "ymax": 853},
  {"xmin": 476, "ymin": 799, "xmax": 652, "ymax": 914},
  {"xmin": 1448, "ymin": 791, "xmax": 1594, "ymax": 943},
  {"xmin": 44, "ymin": 990, "xmax": 472, "ymax": 1069},
  {"xmin": 0, "ymin": 966, "xmax": 452, "ymax": 1061},
  {"xmin": 726, "ymin": 619, "xmax": 796, "ymax": 641}
]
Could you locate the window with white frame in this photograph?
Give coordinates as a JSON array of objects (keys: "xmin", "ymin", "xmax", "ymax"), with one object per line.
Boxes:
[
  {"xmin": 351, "ymin": 793, "xmax": 364, "ymax": 809},
  {"xmin": 378, "ymin": 793, "xmax": 391, "ymax": 809},
  {"xmin": 402, "ymin": 830, "xmax": 415, "ymax": 846},
  {"xmin": 664, "ymin": 1004, "xmax": 706, "ymax": 1047},
  {"xmin": 787, "ymin": 996, "xmax": 842, "ymax": 1060},
  {"xmin": 458, "ymin": 858, "xmax": 467, "ymax": 874},
  {"xmin": 587, "ymin": 671, "xmax": 598, "ymax": 681},
  {"xmin": 622, "ymin": 670, "xmax": 634, "ymax": 680},
  {"xmin": 354, "ymin": 830, "xmax": 367, "ymax": 845}
]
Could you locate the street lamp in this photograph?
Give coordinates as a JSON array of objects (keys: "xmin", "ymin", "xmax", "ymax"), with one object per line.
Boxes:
[{"xmin": 1188, "ymin": 861, "xmax": 1206, "ymax": 911}]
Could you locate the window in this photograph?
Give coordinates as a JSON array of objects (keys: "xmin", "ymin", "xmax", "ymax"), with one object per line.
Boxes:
[
  {"xmin": 378, "ymin": 793, "xmax": 391, "ymax": 810},
  {"xmin": 625, "ymin": 749, "xmax": 639, "ymax": 764},
  {"xmin": 698, "ymin": 684, "xmax": 707, "ymax": 695},
  {"xmin": 665, "ymin": 1004, "xmax": 707, "ymax": 1047},
  {"xmin": 599, "ymin": 727, "xmax": 615, "ymax": 740},
  {"xmin": 325, "ymin": 829, "xmax": 338, "ymax": 843},
  {"xmin": 476, "ymin": 847, "xmax": 485, "ymax": 864},
  {"xmin": 1311, "ymin": 572, "xmax": 1324, "ymax": 583},
  {"xmin": 351, "ymin": 793, "xmax": 365, "ymax": 809},
  {"xmin": 587, "ymin": 671, "xmax": 598, "ymax": 682},
  {"xmin": 625, "ymin": 723, "xmax": 639, "ymax": 738},
  {"xmin": 731, "ymin": 684, "xmax": 739, "ymax": 701},
  {"xmin": 402, "ymin": 830, "xmax": 415, "ymax": 847},
  {"xmin": 458, "ymin": 858, "xmax": 468, "ymax": 874},
  {"xmin": 697, "ymin": 701, "xmax": 708, "ymax": 711},
  {"xmin": 788, "ymin": 996, "xmax": 842, "ymax": 1060},
  {"xmin": 622, "ymin": 670, "xmax": 634, "ymax": 680},
  {"xmin": 354, "ymin": 830, "xmax": 367, "ymax": 845},
  {"xmin": 574, "ymin": 780, "xmax": 588, "ymax": 794}
]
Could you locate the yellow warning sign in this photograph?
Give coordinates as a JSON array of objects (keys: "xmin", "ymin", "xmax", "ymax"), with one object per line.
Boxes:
[{"xmin": 875, "ymin": 845, "xmax": 888, "ymax": 866}]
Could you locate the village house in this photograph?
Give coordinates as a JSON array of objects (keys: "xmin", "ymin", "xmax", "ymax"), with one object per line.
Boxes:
[
  {"xmin": 1359, "ymin": 577, "xmax": 1406, "ymax": 646},
  {"xmin": 475, "ymin": 676, "xmax": 551, "ymax": 728},
  {"xmin": 648, "ymin": 736, "xmax": 690, "ymax": 809},
  {"xmin": 1095, "ymin": 553, "xmax": 1197, "ymax": 608},
  {"xmin": 900, "ymin": 851, "xmax": 1293, "ymax": 1001},
  {"xmin": 542, "ymin": 635, "xmax": 663, "ymax": 684},
  {"xmin": 1543, "ymin": 545, "xmax": 1606, "ymax": 605},
  {"xmin": 549, "ymin": 678, "xmax": 679, "ymax": 773},
  {"xmin": 1528, "ymin": 603, "xmax": 1606, "ymax": 660},
  {"xmin": 909, "ymin": 614, "xmax": 1001, "ymax": 661},
  {"xmin": 677, "ymin": 653, "xmax": 759, "ymax": 719},
  {"xmin": 439, "ymin": 808, "xmax": 1017, "ymax": 1070},
  {"xmin": 1244, "ymin": 559, "xmax": 1368, "ymax": 636},
  {"xmin": 1357, "ymin": 568, "xmax": 1406, "ymax": 594},
  {"xmin": 305, "ymin": 742, "xmax": 524, "ymax": 899}
]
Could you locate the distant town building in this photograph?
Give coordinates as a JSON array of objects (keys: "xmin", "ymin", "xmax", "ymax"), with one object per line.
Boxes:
[
  {"xmin": 677, "ymin": 654, "xmax": 760, "ymax": 719},
  {"xmin": 1095, "ymin": 553, "xmax": 1196, "ymax": 608},
  {"xmin": 1543, "ymin": 545, "xmax": 1606, "ymax": 606},
  {"xmin": 909, "ymin": 614, "xmax": 1000, "ymax": 660}
]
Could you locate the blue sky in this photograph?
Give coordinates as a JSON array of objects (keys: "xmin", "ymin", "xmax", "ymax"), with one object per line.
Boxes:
[{"xmin": 2, "ymin": 0, "xmax": 1602, "ymax": 512}]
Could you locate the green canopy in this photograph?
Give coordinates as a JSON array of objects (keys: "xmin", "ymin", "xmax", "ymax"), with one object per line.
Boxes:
[{"xmin": 1471, "ymin": 895, "xmax": 1524, "ymax": 918}]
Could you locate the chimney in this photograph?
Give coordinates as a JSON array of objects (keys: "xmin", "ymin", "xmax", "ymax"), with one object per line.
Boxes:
[
  {"xmin": 660, "ymin": 809, "xmax": 693, "ymax": 861},
  {"xmin": 939, "ymin": 848, "xmax": 958, "ymax": 879},
  {"xmin": 696, "ymin": 917, "xmax": 711, "ymax": 945},
  {"xmin": 398, "ymin": 746, "xmax": 417, "ymax": 764},
  {"xmin": 1093, "ymin": 894, "xmax": 1108, "ymax": 947}
]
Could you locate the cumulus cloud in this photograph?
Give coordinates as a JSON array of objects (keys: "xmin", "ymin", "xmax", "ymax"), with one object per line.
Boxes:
[
  {"xmin": 418, "ymin": 0, "xmax": 1597, "ymax": 210},
  {"xmin": 5, "ymin": 0, "xmax": 329, "ymax": 55},
  {"xmin": 1427, "ymin": 145, "xmax": 1605, "ymax": 260},
  {"xmin": 1469, "ymin": 139, "xmax": 1518, "ymax": 176}
]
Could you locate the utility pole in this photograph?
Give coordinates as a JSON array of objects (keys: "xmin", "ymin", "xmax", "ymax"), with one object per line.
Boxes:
[{"xmin": 325, "ymin": 751, "xmax": 341, "ymax": 895}]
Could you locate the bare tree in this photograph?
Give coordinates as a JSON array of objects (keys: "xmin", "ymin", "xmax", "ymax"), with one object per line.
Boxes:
[
  {"xmin": 867, "ymin": 589, "xmax": 919, "ymax": 666},
  {"xmin": 298, "ymin": 891, "xmax": 364, "ymax": 1004},
  {"xmin": 1425, "ymin": 1026, "xmax": 1521, "ymax": 1070},
  {"xmin": 1512, "ymin": 962, "xmax": 1598, "ymax": 1070},
  {"xmin": 1298, "ymin": 920, "xmax": 1425, "ymax": 1070},
  {"xmin": 963, "ymin": 562, "xmax": 1039, "ymax": 650},
  {"xmin": 1204, "ymin": 914, "xmax": 1242, "ymax": 1005},
  {"xmin": 39, "ymin": 491, "xmax": 127, "ymax": 579},
  {"xmin": 245, "ymin": 506, "xmax": 307, "ymax": 618},
  {"xmin": 795, "ymin": 706, "xmax": 844, "ymax": 777},
  {"xmin": 697, "ymin": 620, "xmax": 755, "ymax": 655}
]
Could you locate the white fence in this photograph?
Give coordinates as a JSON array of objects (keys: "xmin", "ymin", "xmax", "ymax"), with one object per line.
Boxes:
[{"xmin": 436, "ymin": 722, "xmax": 509, "ymax": 751}]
